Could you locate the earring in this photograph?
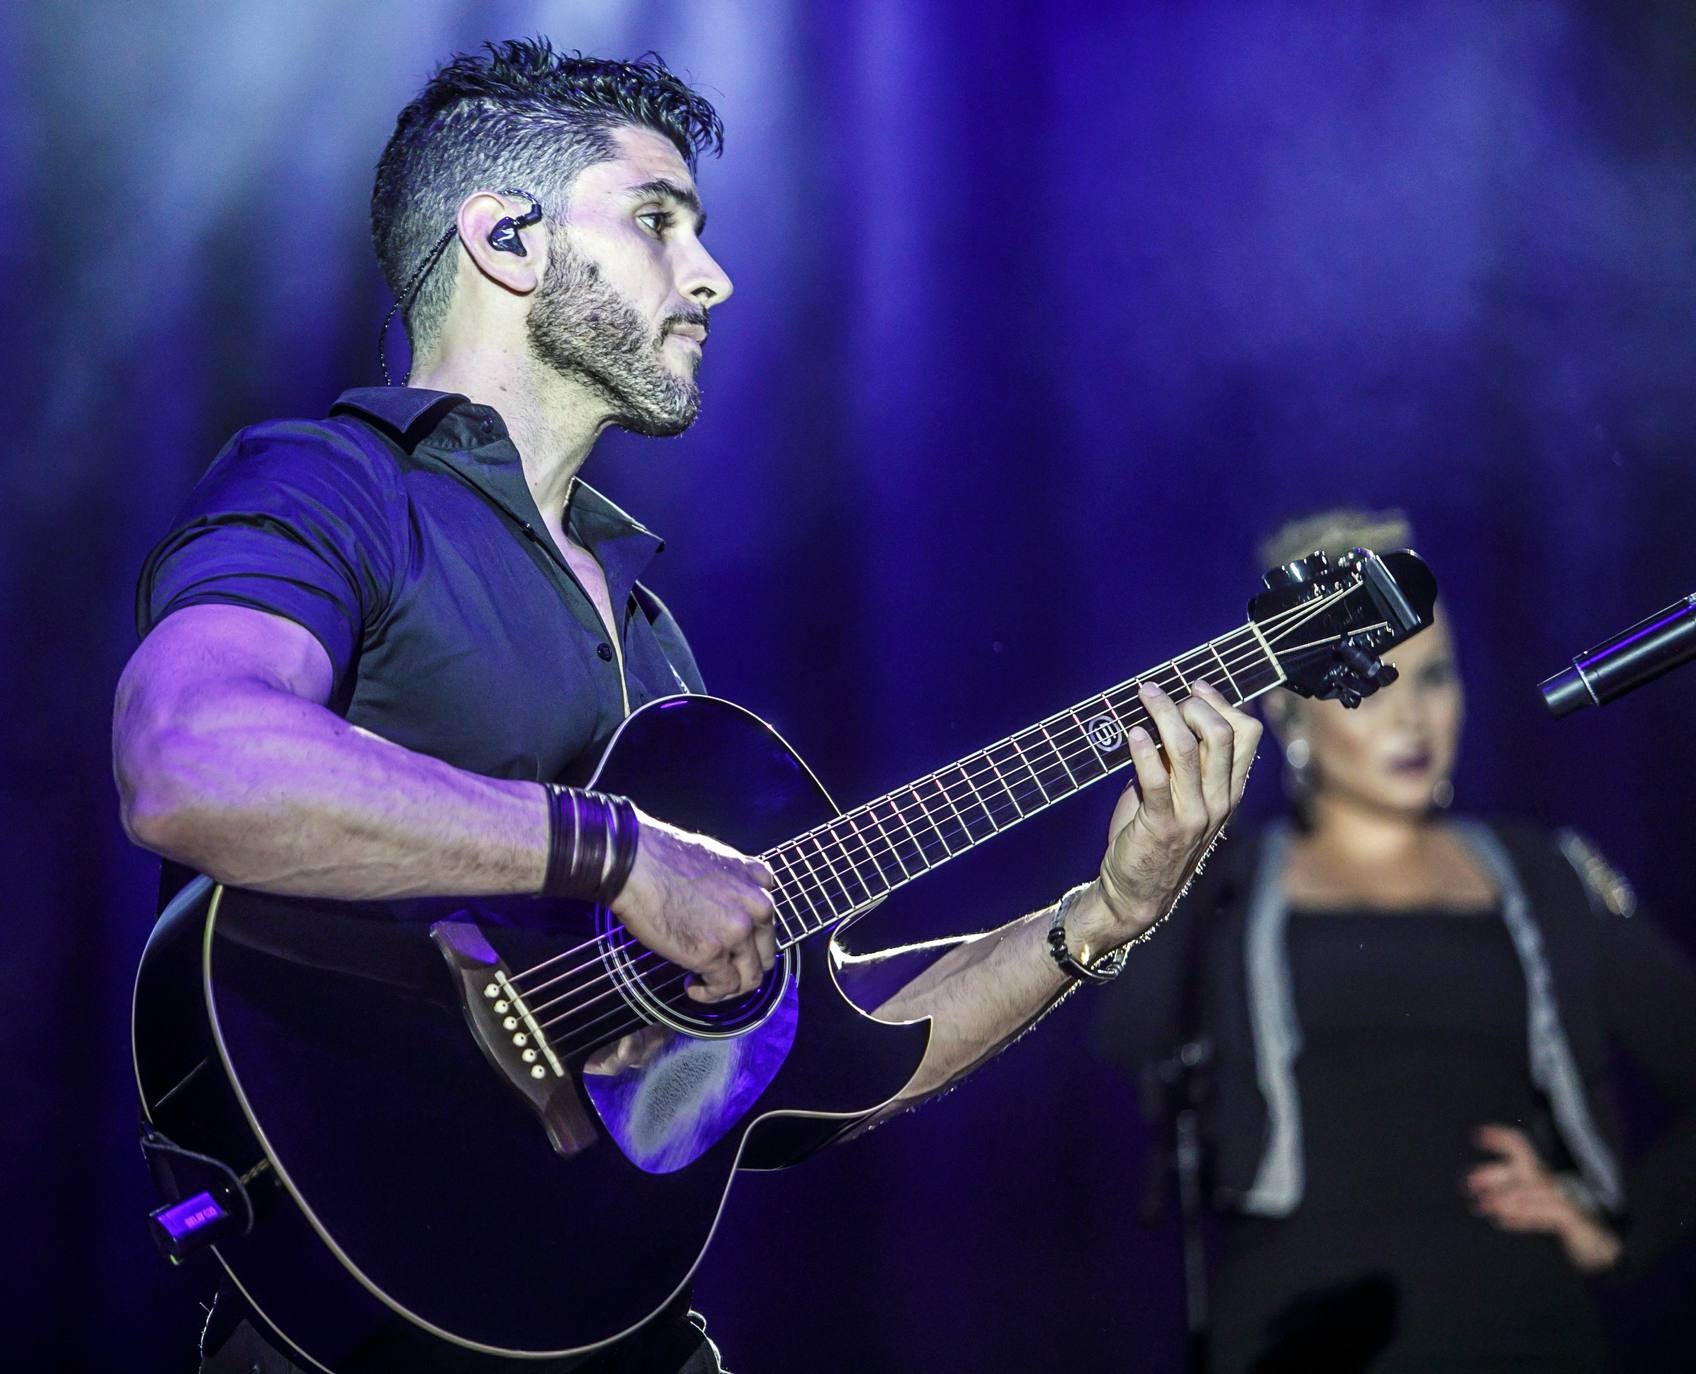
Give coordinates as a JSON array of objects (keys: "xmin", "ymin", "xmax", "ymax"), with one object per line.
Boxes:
[
  {"xmin": 1282, "ymin": 735, "xmax": 1313, "ymax": 805},
  {"xmin": 1431, "ymin": 777, "xmax": 1455, "ymax": 810}
]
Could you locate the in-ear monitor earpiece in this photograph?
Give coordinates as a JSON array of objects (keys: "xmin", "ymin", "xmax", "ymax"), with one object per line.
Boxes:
[
  {"xmin": 378, "ymin": 186, "xmax": 548, "ymax": 384},
  {"xmin": 487, "ymin": 187, "xmax": 544, "ymax": 257}
]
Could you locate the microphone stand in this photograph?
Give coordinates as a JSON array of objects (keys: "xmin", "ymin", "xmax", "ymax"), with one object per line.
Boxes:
[{"xmin": 1145, "ymin": 1037, "xmax": 1214, "ymax": 1374}]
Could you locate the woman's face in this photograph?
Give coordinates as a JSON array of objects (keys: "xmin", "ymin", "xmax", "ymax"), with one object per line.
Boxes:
[{"xmin": 1290, "ymin": 612, "xmax": 1465, "ymax": 820}]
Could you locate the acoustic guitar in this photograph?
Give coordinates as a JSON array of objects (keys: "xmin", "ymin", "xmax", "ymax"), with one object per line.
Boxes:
[{"xmin": 133, "ymin": 546, "xmax": 1435, "ymax": 1371}]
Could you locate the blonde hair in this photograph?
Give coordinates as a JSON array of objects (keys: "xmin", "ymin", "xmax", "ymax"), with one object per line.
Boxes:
[{"xmin": 1256, "ymin": 507, "xmax": 1414, "ymax": 573}]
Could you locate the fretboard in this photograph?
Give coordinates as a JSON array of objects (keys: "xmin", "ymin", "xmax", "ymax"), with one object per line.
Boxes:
[{"xmin": 763, "ymin": 620, "xmax": 1287, "ymax": 944}]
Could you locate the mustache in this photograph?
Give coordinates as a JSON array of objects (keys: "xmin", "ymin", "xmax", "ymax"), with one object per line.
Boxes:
[{"xmin": 661, "ymin": 307, "xmax": 710, "ymax": 340}]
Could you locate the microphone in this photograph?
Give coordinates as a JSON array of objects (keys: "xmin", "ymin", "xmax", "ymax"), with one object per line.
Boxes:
[{"xmin": 1539, "ymin": 593, "xmax": 1696, "ymax": 717}]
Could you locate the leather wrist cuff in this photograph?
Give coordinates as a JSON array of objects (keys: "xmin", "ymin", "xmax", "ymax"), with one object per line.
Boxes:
[{"xmin": 543, "ymin": 786, "xmax": 641, "ymax": 906}]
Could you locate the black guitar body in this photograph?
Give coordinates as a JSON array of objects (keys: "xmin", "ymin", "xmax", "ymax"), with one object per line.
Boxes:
[
  {"xmin": 133, "ymin": 696, "xmax": 931, "ymax": 1372},
  {"xmin": 134, "ymin": 548, "xmax": 1439, "ymax": 1371}
]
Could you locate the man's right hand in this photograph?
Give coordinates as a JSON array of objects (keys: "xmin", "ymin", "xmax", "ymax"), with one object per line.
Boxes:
[{"xmin": 611, "ymin": 810, "xmax": 778, "ymax": 1002}]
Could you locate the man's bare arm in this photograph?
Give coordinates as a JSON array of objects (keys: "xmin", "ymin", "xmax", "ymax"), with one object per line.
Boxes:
[
  {"xmin": 849, "ymin": 680, "xmax": 1260, "ymax": 1129},
  {"xmin": 114, "ymin": 604, "xmax": 776, "ymax": 1000},
  {"xmin": 115, "ymin": 604, "xmax": 548, "ymax": 898}
]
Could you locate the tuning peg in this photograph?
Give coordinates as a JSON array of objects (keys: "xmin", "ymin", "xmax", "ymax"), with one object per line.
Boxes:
[{"xmin": 1262, "ymin": 550, "xmax": 1332, "ymax": 592}]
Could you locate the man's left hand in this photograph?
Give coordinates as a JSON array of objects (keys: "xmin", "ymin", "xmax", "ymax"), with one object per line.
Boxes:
[{"xmin": 1065, "ymin": 679, "xmax": 1260, "ymax": 960}]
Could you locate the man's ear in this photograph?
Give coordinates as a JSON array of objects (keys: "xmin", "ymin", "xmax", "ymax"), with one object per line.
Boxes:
[{"xmin": 455, "ymin": 191, "xmax": 547, "ymax": 295}]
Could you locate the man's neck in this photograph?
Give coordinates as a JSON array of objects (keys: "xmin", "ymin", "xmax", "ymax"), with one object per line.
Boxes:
[{"xmin": 411, "ymin": 343, "xmax": 610, "ymax": 523}]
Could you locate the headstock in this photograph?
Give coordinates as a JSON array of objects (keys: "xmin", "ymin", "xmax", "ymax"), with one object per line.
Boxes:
[{"xmin": 1247, "ymin": 548, "xmax": 1438, "ymax": 707}]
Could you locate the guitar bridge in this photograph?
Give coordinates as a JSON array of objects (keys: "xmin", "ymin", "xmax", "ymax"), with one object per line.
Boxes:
[{"xmin": 430, "ymin": 919, "xmax": 599, "ymax": 1159}]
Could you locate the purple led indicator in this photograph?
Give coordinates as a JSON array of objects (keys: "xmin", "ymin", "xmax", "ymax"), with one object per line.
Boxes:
[{"xmin": 155, "ymin": 1191, "xmax": 227, "ymax": 1241}]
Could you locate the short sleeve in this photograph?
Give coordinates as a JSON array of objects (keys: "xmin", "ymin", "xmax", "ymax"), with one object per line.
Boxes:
[{"xmin": 136, "ymin": 421, "xmax": 402, "ymax": 692}]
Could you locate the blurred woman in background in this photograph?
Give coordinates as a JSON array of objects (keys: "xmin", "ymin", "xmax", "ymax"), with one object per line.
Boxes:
[{"xmin": 1095, "ymin": 509, "xmax": 1696, "ymax": 1373}]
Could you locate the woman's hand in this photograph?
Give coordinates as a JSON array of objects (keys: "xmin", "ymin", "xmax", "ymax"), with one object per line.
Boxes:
[{"xmin": 1465, "ymin": 1123, "xmax": 1622, "ymax": 1273}]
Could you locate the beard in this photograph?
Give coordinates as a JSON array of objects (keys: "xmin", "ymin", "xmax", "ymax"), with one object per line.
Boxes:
[{"xmin": 525, "ymin": 232, "xmax": 704, "ymax": 438}]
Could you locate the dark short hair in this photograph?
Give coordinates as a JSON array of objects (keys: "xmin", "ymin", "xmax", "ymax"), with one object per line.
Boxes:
[{"xmin": 372, "ymin": 38, "xmax": 724, "ymax": 353}]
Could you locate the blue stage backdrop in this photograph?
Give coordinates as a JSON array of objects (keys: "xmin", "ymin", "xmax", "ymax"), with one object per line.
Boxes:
[{"xmin": 3, "ymin": 1, "xmax": 1693, "ymax": 1369}]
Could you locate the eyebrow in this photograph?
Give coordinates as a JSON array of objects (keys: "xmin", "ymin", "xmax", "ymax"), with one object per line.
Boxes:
[{"xmin": 625, "ymin": 178, "xmax": 707, "ymax": 235}]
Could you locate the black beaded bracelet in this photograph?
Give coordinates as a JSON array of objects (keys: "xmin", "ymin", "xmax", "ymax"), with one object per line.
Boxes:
[
  {"xmin": 1046, "ymin": 883, "xmax": 1129, "ymax": 984},
  {"xmin": 543, "ymin": 785, "xmax": 641, "ymax": 906}
]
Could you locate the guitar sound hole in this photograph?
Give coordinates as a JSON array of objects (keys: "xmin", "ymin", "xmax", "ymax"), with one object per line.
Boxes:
[{"xmin": 595, "ymin": 908, "xmax": 794, "ymax": 1041}]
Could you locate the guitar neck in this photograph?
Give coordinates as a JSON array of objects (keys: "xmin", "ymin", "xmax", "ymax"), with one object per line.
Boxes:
[{"xmin": 764, "ymin": 621, "xmax": 1288, "ymax": 944}]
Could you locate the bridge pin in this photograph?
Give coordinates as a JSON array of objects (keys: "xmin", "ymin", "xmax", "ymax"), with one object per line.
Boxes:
[
  {"xmin": 530, "ymin": 1065, "xmax": 546, "ymax": 1080},
  {"xmin": 502, "ymin": 1016, "xmax": 518, "ymax": 1030},
  {"xmin": 494, "ymin": 1000, "xmax": 510, "ymax": 1013},
  {"xmin": 483, "ymin": 983, "xmax": 499, "ymax": 998}
]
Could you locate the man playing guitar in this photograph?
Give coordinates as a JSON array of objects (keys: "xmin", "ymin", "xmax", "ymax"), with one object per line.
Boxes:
[{"xmin": 115, "ymin": 41, "xmax": 1260, "ymax": 1373}]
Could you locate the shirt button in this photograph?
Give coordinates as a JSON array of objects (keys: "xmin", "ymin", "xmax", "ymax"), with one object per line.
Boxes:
[
  {"xmin": 479, "ymin": 417, "xmax": 496, "ymax": 437},
  {"xmin": 596, "ymin": 643, "xmax": 614, "ymax": 662}
]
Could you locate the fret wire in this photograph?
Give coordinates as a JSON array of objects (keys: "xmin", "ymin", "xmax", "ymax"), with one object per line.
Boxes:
[
  {"xmin": 767, "ymin": 609, "xmax": 1335, "ymax": 917},
  {"xmin": 1036, "ymin": 720, "xmax": 1081, "ymax": 789},
  {"xmin": 981, "ymin": 743, "xmax": 1029, "ymax": 820},
  {"xmin": 909, "ymin": 785, "xmax": 959, "ymax": 858},
  {"xmin": 768, "ymin": 849, "xmax": 825, "ymax": 930},
  {"xmin": 842, "ymin": 806, "xmax": 905, "ymax": 887},
  {"xmin": 769, "ymin": 890, "xmax": 803, "ymax": 944},
  {"xmin": 953, "ymin": 757, "xmax": 1004, "ymax": 834},
  {"xmin": 779, "ymin": 846, "xmax": 834, "ymax": 937},
  {"xmin": 1067, "ymin": 706, "xmax": 1120, "ymax": 779},
  {"xmin": 880, "ymin": 794, "xmax": 935, "ymax": 874},
  {"xmin": 769, "ymin": 611, "xmax": 1343, "ymax": 951},
  {"xmin": 1208, "ymin": 638, "xmax": 1244, "ymax": 699},
  {"xmin": 787, "ymin": 836, "xmax": 845, "ymax": 926},
  {"xmin": 804, "ymin": 832, "xmax": 858, "ymax": 914},
  {"xmin": 1005, "ymin": 734, "xmax": 1052, "ymax": 804},
  {"xmin": 823, "ymin": 814, "xmax": 885, "ymax": 903},
  {"xmin": 774, "ymin": 838, "xmax": 835, "ymax": 930},
  {"xmin": 928, "ymin": 774, "xmax": 980, "ymax": 846},
  {"xmin": 1097, "ymin": 691, "xmax": 1129, "ymax": 730},
  {"xmin": 876, "ymin": 792, "xmax": 940, "ymax": 872}
]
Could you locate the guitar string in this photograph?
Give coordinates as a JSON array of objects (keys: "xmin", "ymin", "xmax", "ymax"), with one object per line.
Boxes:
[
  {"xmin": 502, "ymin": 617, "xmax": 1275, "ymax": 997},
  {"xmin": 502, "ymin": 605, "xmax": 1304, "ymax": 1005},
  {"xmin": 514, "ymin": 601, "xmax": 1372, "ymax": 1050},
  {"xmin": 500, "ymin": 587, "xmax": 1361, "ymax": 1032},
  {"xmin": 536, "ymin": 615, "xmax": 1377, "ymax": 1055},
  {"xmin": 504, "ymin": 588, "xmax": 1363, "ymax": 1047},
  {"xmin": 505, "ymin": 583, "xmax": 1359, "ymax": 1002},
  {"xmin": 508, "ymin": 630, "xmax": 1294, "ymax": 1036},
  {"xmin": 537, "ymin": 644, "xmax": 1312, "ymax": 1055}
]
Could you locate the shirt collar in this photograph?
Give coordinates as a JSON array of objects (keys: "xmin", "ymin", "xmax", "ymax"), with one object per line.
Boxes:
[
  {"xmin": 330, "ymin": 386, "xmax": 466, "ymax": 442},
  {"xmin": 330, "ymin": 386, "xmax": 668, "ymax": 595}
]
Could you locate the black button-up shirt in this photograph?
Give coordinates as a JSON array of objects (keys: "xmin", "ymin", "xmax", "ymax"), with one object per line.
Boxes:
[
  {"xmin": 137, "ymin": 387, "xmax": 705, "ymax": 785},
  {"xmin": 144, "ymin": 389, "xmax": 720, "ymax": 1367}
]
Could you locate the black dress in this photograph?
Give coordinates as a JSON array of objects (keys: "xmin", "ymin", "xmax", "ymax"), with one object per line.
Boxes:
[{"xmin": 1207, "ymin": 907, "xmax": 1608, "ymax": 1373}]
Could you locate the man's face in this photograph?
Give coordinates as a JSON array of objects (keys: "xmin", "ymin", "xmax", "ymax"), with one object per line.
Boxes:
[{"xmin": 526, "ymin": 125, "xmax": 733, "ymax": 437}]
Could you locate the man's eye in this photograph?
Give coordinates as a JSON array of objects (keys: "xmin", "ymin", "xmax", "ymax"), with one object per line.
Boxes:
[{"xmin": 638, "ymin": 210, "xmax": 674, "ymax": 235}]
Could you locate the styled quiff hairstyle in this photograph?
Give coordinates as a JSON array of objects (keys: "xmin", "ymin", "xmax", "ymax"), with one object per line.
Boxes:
[{"xmin": 372, "ymin": 38, "xmax": 724, "ymax": 354}]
